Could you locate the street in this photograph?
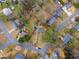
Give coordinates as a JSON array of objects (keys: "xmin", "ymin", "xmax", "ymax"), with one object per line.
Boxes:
[
  {"xmin": 56, "ymin": 10, "xmax": 79, "ymax": 32},
  {"xmin": 0, "ymin": 18, "xmax": 51, "ymax": 56}
]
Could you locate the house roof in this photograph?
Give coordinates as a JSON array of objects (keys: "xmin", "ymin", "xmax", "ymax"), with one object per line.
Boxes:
[
  {"xmin": 12, "ymin": 20, "xmax": 20, "ymax": 29},
  {"xmin": 47, "ymin": 16, "xmax": 57, "ymax": 25},
  {"xmin": 15, "ymin": 54, "xmax": 25, "ymax": 59},
  {"xmin": 64, "ymin": 33, "xmax": 71, "ymax": 44},
  {"xmin": 63, "ymin": 2, "xmax": 72, "ymax": 9},
  {"xmin": 36, "ymin": 27, "xmax": 45, "ymax": 32},
  {"xmin": 0, "ymin": 0, "xmax": 6, "ymax": 3},
  {"xmin": 75, "ymin": 24, "xmax": 79, "ymax": 30},
  {"xmin": 55, "ymin": 8, "xmax": 63, "ymax": 16},
  {"xmin": 52, "ymin": 51, "xmax": 59, "ymax": 59},
  {"xmin": 21, "ymin": 31, "xmax": 28, "ymax": 36}
]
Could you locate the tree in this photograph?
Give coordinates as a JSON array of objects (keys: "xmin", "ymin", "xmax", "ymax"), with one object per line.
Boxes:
[
  {"xmin": 19, "ymin": 0, "xmax": 43, "ymax": 14},
  {"xmin": 59, "ymin": 0, "xmax": 65, "ymax": 5},
  {"xmin": 43, "ymin": 30, "xmax": 57, "ymax": 44},
  {"xmin": 18, "ymin": 35, "xmax": 31, "ymax": 43}
]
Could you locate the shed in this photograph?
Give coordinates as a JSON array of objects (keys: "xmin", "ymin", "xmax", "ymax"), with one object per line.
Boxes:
[{"xmin": 64, "ymin": 33, "xmax": 71, "ymax": 44}]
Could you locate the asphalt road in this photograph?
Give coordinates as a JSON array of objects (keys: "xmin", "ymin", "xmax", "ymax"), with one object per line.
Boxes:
[
  {"xmin": 56, "ymin": 10, "xmax": 79, "ymax": 32},
  {"xmin": 0, "ymin": 19, "xmax": 18, "ymax": 43},
  {"xmin": 0, "ymin": 18, "xmax": 51, "ymax": 56},
  {"xmin": 0, "ymin": 19, "xmax": 19, "ymax": 50}
]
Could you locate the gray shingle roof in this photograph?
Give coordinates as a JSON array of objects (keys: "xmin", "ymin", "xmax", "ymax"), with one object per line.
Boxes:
[
  {"xmin": 15, "ymin": 54, "xmax": 25, "ymax": 59},
  {"xmin": 64, "ymin": 33, "xmax": 71, "ymax": 44},
  {"xmin": 75, "ymin": 24, "xmax": 79, "ymax": 30},
  {"xmin": 36, "ymin": 28, "xmax": 45, "ymax": 32},
  {"xmin": 47, "ymin": 8, "xmax": 63, "ymax": 25}
]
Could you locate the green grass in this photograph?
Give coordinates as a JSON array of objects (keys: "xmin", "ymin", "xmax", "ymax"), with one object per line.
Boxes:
[
  {"xmin": 59, "ymin": 0, "xmax": 65, "ymax": 5},
  {"xmin": 73, "ymin": 3, "xmax": 79, "ymax": 9},
  {"xmin": 0, "ymin": 0, "xmax": 20, "ymax": 21},
  {"xmin": 68, "ymin": 0, "xmax": 72, "ymax": 2},
  {"xmin": 68, "ymin": 38, "xmax": 75, "ymax": 48},
  {"xmin": 43, "ymin": 31, "xmax": 56, "ymax": 44},
  {"xmin": 46, "ymin": 27, "xmax": 53, "ymax": 35},
  {"xmin": 42, "ymin": 27, "xmax": 56, "ymax": 44}
]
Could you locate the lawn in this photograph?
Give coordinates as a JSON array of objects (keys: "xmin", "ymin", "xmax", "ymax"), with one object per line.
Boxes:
[
  {"xmin": 73, "ymin": 3, "xmax": 79, "ymax": 9},
  {"xmin": 42, "ymin": 28, "xmax": 57, "ymax": 44}
]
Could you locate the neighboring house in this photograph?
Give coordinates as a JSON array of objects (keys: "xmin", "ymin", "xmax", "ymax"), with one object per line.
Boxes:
[
  {"xmin": 47, "ymin": 8, "xmax": 63, "ymax": 26},
  {"xmin": 54, "ymin": 0, "xmax": 63, "ymax": 8},
  {"xmin": 21, "ymin": 31, "xmax": 28, "ymax": 36},
  {"xmin": 12, "ymin": 19, "xmax": 24, "ymax": 28},
  {"xmin": 15, "ymin": 54, "xmax": 26, "ymax": 59},
  {"xmin": 2, "ymin": 8, "xmax": 13, "ymax": 16},
  {"xmin": 56, "ymin": 10, "xmax": 79, "ymax": 32},
  {"xmin": 40, "ymin": 55, "xmax": 49, "ymax": 59},
  {"xmin": 52, "ymin": 51, "xmax": 60, "ymax": 59},
  {"xmin": 0, "ymin": 0, "xmax": 6, "ymax": 3},
  {"xmin": 36, "ymin": 28, "xmax": 45, "ymax": 32},
  {"xmin": 36, "ymin": 26, "xmax": 45, "ymax": 32},
  {"xmin": 62, "ymin": 2, "xmax": 73, "ymax": 16},
  {"xmin": 47, "ymin": 2, "xmax": 73, "ymax": 26},
  {"xmin": 75, "ymin": 24, "xmax": 79, "ymax": 31},
  {"xmin": 63, "ymin": 2, "xmax": 72, "ymax": 9},
  {"xmin": 12, "ymin": 19, "xmax": 20, "ymax": 29},
  {"xmin": 64, "ymin": 33, "xmax": 72, "ymax": 44}
]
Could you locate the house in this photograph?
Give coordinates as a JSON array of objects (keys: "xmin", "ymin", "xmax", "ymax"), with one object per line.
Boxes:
[
  {"xmin": 64, "ymin": 33, "xmax": 71, "ymax": 44},
  {"xmin": 21, "ymin": 31, "xmax": 28, "ymax": 36},
  {"xmin": 54, "ymin": 0, "xmax": 63, "ymax": 8},
  {"xmin": 40, "ymin": 55, "xmax": 49, "ymax": 59},
  {"xmin": 15, "ymin": 54, "xmax": 26, "ymax": 59},
  {"xmin": 47, "ymin": 2, "xmax": 74, "ymax": 26},
  {"xmin": 2, "ymin": 8, "xmax": 13, "ymax": 16},
  {"xmin": 0, "ymin": 0, "xmax": 6, "ymax": 3},
  {"xmin": 52, "ymin": 51, "xmax": 60, "ymax": 59},
  {"xmin": 12, "ymin": 19, "xmax": 24, "ymax": 28},
  {"xmin": 36, "ymin": 26, "xmax": 45, "ymax": 32},
  {"xmin": 75, "ymin": 24, "xmax": 79, "ymax": 31},
  {"xmin": 62, "ymin": 2, "xmax": 73, "ymax": 16},
  {"xmin": 63, "ymin": 2, "xmax": 72, "ymax": 9},
  {"xmin": 12, "ymin": 19, "xmax": 20, "ymax": 29},
  {"xmin": 47, "ymin": 8, "xmax": 63, "ymax": 26},
  {"xmin": 55, "ymin": 8, "xmax": 63, "ymax": 17}
]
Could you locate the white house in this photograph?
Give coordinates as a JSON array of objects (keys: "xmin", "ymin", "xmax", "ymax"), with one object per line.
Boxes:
[
  {"xmin": 2, "ymin": 8, "xmax": 13, "ymax": 16},
  {"xmin": 0, "ymin": 0, "xmax": 6, "ymax": 3}
]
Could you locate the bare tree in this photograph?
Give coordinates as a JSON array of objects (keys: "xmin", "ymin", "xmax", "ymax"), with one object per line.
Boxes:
[{"xmin": 19, "ymin": 0, "xmax": 43, "ymax": 14}]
